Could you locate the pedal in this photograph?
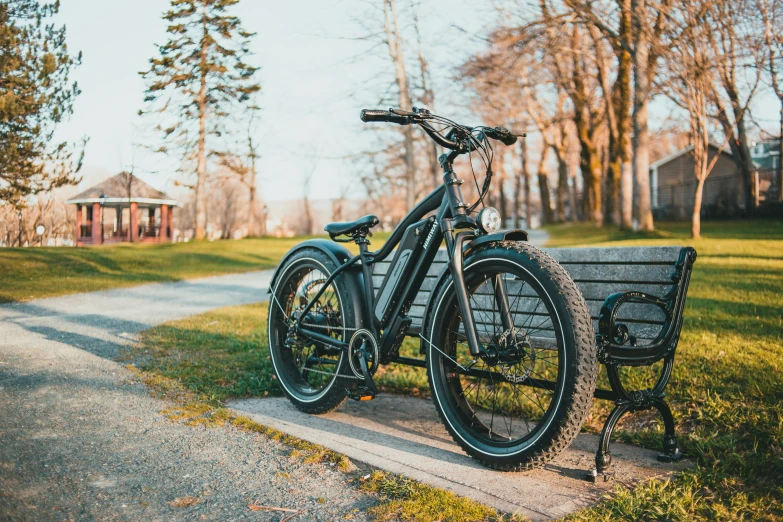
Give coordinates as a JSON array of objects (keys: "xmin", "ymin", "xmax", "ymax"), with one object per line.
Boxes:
[
  {"xmin": 345, "ymin": 385, "xmax": 376, "ymax": 401},
  {"xmin": 345, "ymin": 346, "xmax": 379, "ymax": 401}
]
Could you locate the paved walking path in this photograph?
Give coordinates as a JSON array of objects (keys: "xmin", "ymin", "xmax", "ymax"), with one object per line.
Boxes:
[
  {"xmin": 231, "ymin": 396, "xmax": 689, "ymax": 521},
  {"xmin": 0, "ymin": 270, "xmax": 376, "ymax": 522}
]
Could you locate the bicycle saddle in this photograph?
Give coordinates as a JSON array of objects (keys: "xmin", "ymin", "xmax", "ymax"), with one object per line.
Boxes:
[{"xmin": 324, "ymin": 214, "xmax": 379, "ymax": 240}]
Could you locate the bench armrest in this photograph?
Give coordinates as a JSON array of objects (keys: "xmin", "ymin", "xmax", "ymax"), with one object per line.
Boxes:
[{"xmin": 596, "ymin": 248, "xmax": 696, "ymax": 366}]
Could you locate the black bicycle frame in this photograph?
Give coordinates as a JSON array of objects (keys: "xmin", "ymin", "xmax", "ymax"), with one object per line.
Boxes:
[{"xmin": 294, "ymin": 149, "xmax": 494, "ymax": 358}]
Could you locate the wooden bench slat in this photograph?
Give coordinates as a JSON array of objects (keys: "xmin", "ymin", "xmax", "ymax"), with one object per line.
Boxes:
[
  {"xmin": 556, "ymin": 263, "xmax": 675, "ymax": 282},
  {"xmin": 544, "ymin": 246, "xmax": 684, "ymax": 264},
  {"xmin": 363, "ymin": 245, "xmax": 686, "ymax": 346},
  {"xmin": 376, "ymin": 246, "xmax": 684, "ymax": 268}
]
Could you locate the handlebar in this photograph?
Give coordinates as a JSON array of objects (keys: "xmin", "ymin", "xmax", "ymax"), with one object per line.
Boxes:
[{"xmin": 360, "ymin": 107, "xmax": 524, "ymax": 149}]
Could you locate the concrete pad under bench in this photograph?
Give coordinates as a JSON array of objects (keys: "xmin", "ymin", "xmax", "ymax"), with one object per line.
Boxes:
[{"xmin": 230, "ymin": 395, "xmax": 690, "ymax": 521}]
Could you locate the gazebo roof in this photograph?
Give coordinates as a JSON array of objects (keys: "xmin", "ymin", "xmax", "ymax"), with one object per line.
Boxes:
[{"xmin": 65, "ymin": 172, "xmax": 180, "ymax": 207}]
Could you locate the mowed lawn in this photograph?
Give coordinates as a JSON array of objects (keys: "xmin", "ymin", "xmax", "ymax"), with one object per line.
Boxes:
[
  {"xmin": 0, "ymin": 232, "xmax": 394, "ymax": 304},
  {"xmin": 128, "ymin": 219, "xmax": 783, "ymax": 521},
  {"xmin": 0, "ymin": 237, "xmax": 304, "ymax": 303}
]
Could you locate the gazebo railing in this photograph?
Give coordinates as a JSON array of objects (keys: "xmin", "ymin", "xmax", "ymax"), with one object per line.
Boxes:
[
  {"xmin": 139, "ymin": 224, "xmax": 161, "ymax": 238},
  {"xmin": 78, "ymin": 222, "xmax": 169, "ymax": 242}
]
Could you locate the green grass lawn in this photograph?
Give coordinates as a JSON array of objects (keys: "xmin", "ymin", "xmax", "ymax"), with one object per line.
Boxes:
[
  {"xmin": 0, "ymin": 232, "xmax": 393, "ymax": 304},
  {"xmin": 128, "ymin": 219, "xmax": 782, "ymax": 521},
  {"xmin": 0, "ymin": 237, "xmax": 302, "ymax": 303}
]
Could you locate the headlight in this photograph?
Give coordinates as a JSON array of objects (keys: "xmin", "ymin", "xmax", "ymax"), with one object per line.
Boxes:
[{"xmin": 477, "ymin": 207, "xmax": 502, "ymax": 233}]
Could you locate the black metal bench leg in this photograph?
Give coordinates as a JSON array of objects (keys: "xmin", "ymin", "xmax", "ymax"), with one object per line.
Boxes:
[
  {"xmin": 653, "ymin": 398, "xmax": 684, "ymax": 463},
  {"xmin": 585, "ymin": 402, "xmax": 631, "ymax": 482}
]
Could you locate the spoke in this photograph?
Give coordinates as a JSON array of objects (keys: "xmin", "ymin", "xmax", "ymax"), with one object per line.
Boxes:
[
  {"xmin": 526, "ymin": 316, "xmax": 554, "ymax": 336},
  {"xmin": 520, "ymin": 299, "xmax": 543, "ymax": 330},
  {"xmin": 510, "ymin": 380, "xmax": 531, "ymax": 434},
  {"xmin": 515, "ymin": 381, "xmax": 549, "ymax": 414},
  {"xmin": 507, "ymin": 277, "xmax": 527, "ymax": 321}
]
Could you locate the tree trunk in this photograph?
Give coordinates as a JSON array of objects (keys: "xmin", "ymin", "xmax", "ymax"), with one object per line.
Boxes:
[
  {"xmin": 248, "ymin": 181, "xmax": 256, "ymax": 236},
  {"xmin": 385, "ymin": 0, "xmax": 416, "ymax": 211},
  {"xmin": 736, "ymin": 121, "xmax": 756, "ymax": 214},
  {"xmin": 496, "ymin": 153, "xmax": 508, "ymax": 223},
  {"xmin": 586, "ymin": 148, "xmax": 603, "ymax": 225},
  {"xmin": 556, "ymin": 155, "xmax": 568, "ymax": 222},
  {"xmin": 691, "ymin": 176, "xmax": 705, "ymax": 239},
  {"xmin": 620, "ymin": 156, "xmax": 634, "ymax": 228},
  {"xmin": 537, "ymin": 153, "xmax": 554, "ymax": 225},
  {"xmin": 616, "ymin": 1, "xmax": 633, "ymax": 228},
  {"xmin": 414, "ymin": 8, "xmax": 440, "ymax": 192},
  {"xmin": 194, "ymin": 0, "xmax": 208, "ymax": 240},
  {"xmin": 512, "ymin": 146, "xmax": 522, "ymax": 228},
  {"xmin": 521, "ymin": 140, "xmax": 532, "ymax": 228},
  {"xmin": 606, "ymin": 159, "xmax": 621, "ymax": 225},
  {"xmin": 632, "ymin": 0, "xmax": 654, "ymax": 231},
  {"xmin": 429, "ymin": 142, "xmax": 440, "ymax": 191}
]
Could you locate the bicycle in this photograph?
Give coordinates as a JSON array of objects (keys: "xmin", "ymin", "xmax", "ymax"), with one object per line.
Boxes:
[{"xmin": 267, "ymin": 106, "xmax": 597, "ymax": 470}]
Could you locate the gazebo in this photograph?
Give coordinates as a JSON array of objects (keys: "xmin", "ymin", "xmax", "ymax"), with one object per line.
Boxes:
[{"xmin": 65, "ymin": 172, "xmax": 181, "ymax": 246}]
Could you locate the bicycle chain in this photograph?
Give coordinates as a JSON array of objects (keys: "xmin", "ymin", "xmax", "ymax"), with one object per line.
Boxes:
[{"xmin": 301, "ymin": 366, "xmax": 363, "ymax": 380}]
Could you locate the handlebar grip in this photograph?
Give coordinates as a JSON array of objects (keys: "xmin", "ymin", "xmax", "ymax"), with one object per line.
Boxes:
[
  {"xmin": 485, "ymin": 127, "xmax": 518, "ymax": 146},
  {"xmin": 360, "ymin": 109, "xmax": 410, "ymax": 125}
]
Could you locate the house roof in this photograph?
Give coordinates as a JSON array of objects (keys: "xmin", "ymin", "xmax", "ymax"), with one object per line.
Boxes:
[
  {"xmin": 65, "ymin": 172, "xmax": 180, "ymax": 207},
  {"xmin": 649, "ymin": 143, "xmax": 733, "ymax": 171}
]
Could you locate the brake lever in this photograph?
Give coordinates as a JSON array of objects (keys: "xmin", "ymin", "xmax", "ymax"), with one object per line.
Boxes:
[{"xmin": 390, "ymin": 108, "xmax": 419, "ymax": 118}]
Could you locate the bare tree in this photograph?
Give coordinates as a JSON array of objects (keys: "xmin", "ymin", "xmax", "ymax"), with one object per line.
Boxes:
[
  {"xmin": 384, "ymin": 0, "xmax": 417, "ymax": 211},
  {"xmin": 300, "ymin": 171, "xmax": 314, "ymax": 236},
  {"xmin": 663, "ymin": 1, "xmax": 725, "ymax": 238},
  {"xmin": 216, "ymin": 106, "xmax": 262, "ymax": 236},
  {"xmin": 412, "ymin": 7, "xmax": 441, "ymax": 192},
  {"xmin": 706, "ymin": 0, "xmax": 764, "ymax": 213},
  {"xmin": 563, "ymin": 0, "xmax": 671, "ymax": 230},
  {"xmin": 521, "ymin": 138, "xmax": 532, "ymax": 228}
]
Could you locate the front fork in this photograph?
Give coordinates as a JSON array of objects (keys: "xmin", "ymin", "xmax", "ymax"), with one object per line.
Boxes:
[{"xmin": 443, "ymin": 227, "xmax": 514, "ymax": 357}]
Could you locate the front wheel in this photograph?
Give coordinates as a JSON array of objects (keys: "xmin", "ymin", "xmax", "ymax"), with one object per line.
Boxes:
[{"xmin": 424, "ymin": 242, "xmax": 596, "ymax": 471}]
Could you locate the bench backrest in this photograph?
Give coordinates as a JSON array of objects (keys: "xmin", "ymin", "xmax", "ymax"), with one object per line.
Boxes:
[{"xmin": 371, "ymin": 245, "xmax": 690, "ymax": 345}]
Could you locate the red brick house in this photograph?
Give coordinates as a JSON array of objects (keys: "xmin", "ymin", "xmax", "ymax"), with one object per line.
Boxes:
[{"xmin": 65, "ymin": 173, "xmax": 180, "ymax": 246}]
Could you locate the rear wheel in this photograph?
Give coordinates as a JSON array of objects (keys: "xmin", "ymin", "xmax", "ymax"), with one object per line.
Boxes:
[
  {"xmin": 268, "ymin": 249, "xmax": 354, "ymax": 414},
  {"xmin": 425, "ymin": 242, "xmax": 596, "ymax": 470}
]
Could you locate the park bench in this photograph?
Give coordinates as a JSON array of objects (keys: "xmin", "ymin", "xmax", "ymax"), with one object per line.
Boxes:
[{"xmin": 372, "ymin": 244, "xmax": 697, "ymax": 481}]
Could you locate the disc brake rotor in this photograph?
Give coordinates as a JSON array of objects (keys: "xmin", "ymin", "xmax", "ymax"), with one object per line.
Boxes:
[{"xmin": 496, "ymin": 327, "xmax": 536, "ymax": 384}]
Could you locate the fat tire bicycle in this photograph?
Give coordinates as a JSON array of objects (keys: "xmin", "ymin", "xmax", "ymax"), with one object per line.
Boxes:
[{"xmin": 267, "ymin": 107, "xmax": 597, "ymax": 470}]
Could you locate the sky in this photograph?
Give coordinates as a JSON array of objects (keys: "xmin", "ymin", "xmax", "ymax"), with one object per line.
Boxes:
[
  {"xmin": 52, "ymin": 0, "xmax": 492, "ymax": 202},
  {"xmin": 51, "ymin": 0, "xmax": 782, "ymax": 204}
]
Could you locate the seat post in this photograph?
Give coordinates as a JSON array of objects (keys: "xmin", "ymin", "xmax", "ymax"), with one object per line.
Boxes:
[{"xmin": 357, "ymin": 237, "xmax": 377, "ymax": 332}]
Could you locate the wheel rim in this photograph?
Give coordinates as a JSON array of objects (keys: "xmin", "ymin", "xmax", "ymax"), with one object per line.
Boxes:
[
  {"xmin": 435, "ymin": 260, "xmax": 565, "ymax": 449},
  {"xmin": 270, "ymin": 260, "xmax": 345, "ymax": 401}
]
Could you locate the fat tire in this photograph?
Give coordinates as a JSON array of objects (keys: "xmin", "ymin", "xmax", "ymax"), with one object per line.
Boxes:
[
  {"xmin": 424, "ymin": 241, "xmax": 597, "ymax": 471},
  {"xmin": 268, "ymin": 248, "xmax": 353, "ymax": 415}
]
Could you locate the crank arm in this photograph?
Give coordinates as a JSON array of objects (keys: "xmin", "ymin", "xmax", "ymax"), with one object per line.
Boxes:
[{"xmin": 357, "ymin": 348, "xmax": 378, "ymax": 396}]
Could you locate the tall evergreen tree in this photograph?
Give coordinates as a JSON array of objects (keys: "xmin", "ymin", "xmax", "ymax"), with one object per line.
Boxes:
[
  {"xmin": 0, "ymin": 0, "xmax": 83, "ymax": 210},
  {"xmin": 140, "ymin": 0, "xmax": 260, "ymax": 239}
]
